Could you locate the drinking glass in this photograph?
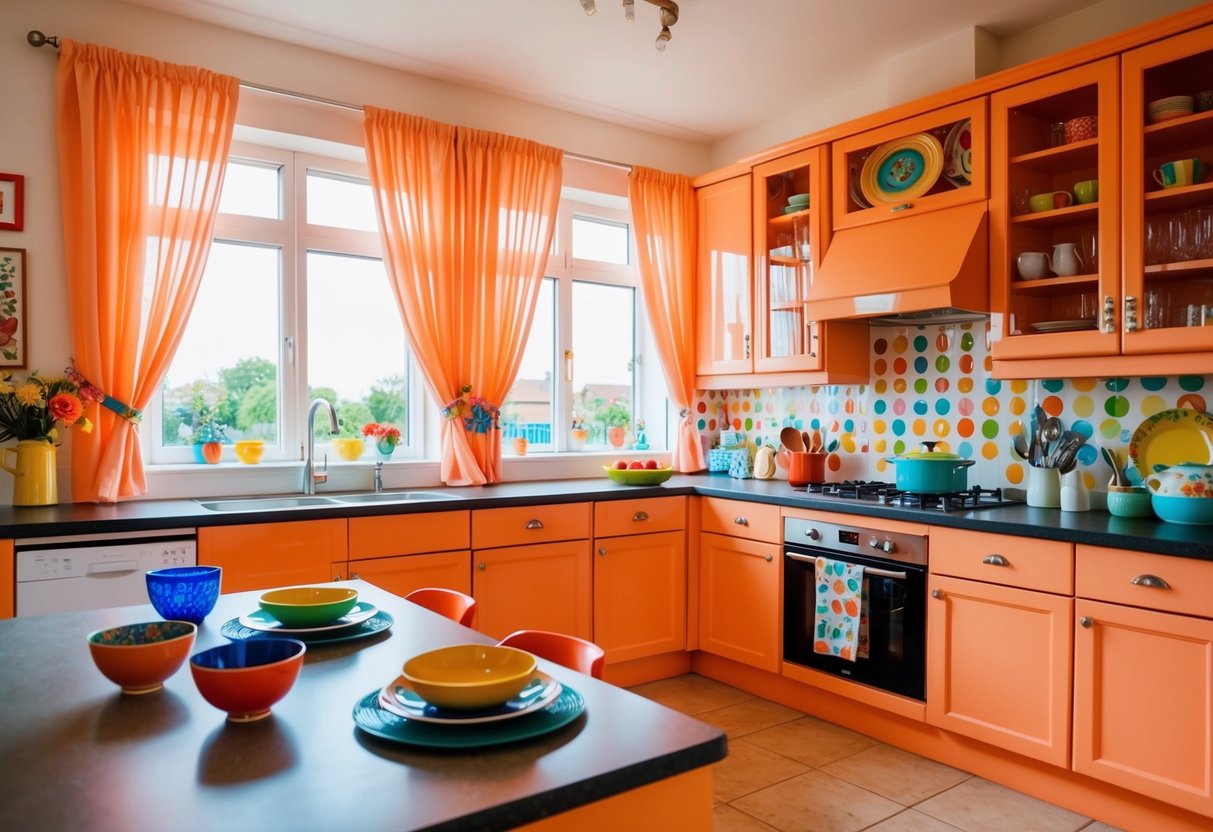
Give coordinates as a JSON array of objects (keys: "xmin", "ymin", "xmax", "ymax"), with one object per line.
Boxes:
[
  {"xmin": 1191, "ymin": 207, "xmax": 1213, "ymax": 260},
  {"xmin": 1145, "ymin": 288, "xmax": 1169, "ymax": 330},
  {"xmin": 1144, "ymin": 216, "xmax": 1163, "ymax": 265},
  {"xmin": 1171, "ymin": 213, "xmax": 1194, "ymax": 262}
]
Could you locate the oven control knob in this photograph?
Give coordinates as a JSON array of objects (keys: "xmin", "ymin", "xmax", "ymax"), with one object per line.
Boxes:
[
  {"xmin": 868, "ymin": 536, "xmax": 880, "ymax": 549},
  {"xmin": 804, "ymin": 528, "xmax": 820, "ymax": 541},
  {"xmin": 882, "ymin": 539, "xmax": 897, "ymax": 554}
]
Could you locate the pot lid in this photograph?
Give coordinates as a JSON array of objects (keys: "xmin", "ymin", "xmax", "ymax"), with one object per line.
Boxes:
[{"xmin": 898, "ymin": 441, "xmax": 961, "ymax": 460}]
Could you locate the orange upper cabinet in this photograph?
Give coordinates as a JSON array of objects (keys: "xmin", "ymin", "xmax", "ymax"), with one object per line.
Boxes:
[
  {"xmin": 989, "ymin": 57, "xmax": 1121, "ymax": 363},
  {"xmin": 1121, "ymin": 24, "xmax": 1213, "ymax": 357},
  {"xmin": 696, "ymin": 174, "xmax": 753, "ymax": 376},
  {"xmin": 831, "ymin": 98, "xmax": 987, "ymax": 231}
]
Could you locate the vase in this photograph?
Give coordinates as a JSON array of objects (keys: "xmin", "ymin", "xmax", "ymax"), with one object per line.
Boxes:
[
  {"xmin": 634, "ymin": 431, "xmax": 649, "ymax": 451},
  {"xmin": 569, "ymin": 428, "xmax": 588, "ymax": 451},
  {"xmin": 200, "ymin": 442, "xmax": 223, "ymax": 464},
  {"xmin": 376, "ymin": 438, "xmax": 397, "ymax": 459},
  {"xmin": 512, "ymin": 436, "xmax": 528, "ymax": 456},
  {"xmin": 1, "ymin": 439, "xmax": 57, "ymax": 506},
  {"xmin": 608, "ymin": 426, "xmax": 626, "ymax": 448}
]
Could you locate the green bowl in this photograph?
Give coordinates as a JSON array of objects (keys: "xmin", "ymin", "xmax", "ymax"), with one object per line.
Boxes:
[
  {"xmin": 1106, "ymin": 487, "xmax": 1153, "ymax": 518},
  {"xmin": 787, "ymin": 193, "xmax": 810, "ymax": 207},
  {"xmin": 258, "ymin": 586, "xmax": 359, "ymax": 628},
  {"xmin": 603, "ymin": 466, "xmax": 674, "ymax": 486}
]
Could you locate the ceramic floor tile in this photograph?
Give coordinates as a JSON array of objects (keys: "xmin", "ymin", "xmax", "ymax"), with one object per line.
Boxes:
[
  {"xmin": 820, "ymin": 743, "xmax": 971, "ymax": 806},
  {"xmin": 1079, "ymin": 824, "xmax": 1125, "ymax": 832},
  {"xmin": 714, "ymin": 803, "xmax": 780, "ymax": 831},
  {"xmin": 745, "ymin": 714, "xmax": 879, "ymax": 768},
  {"xmin": 630, "ymin": 673, "xmax": 754, "ymax": 715},
  {"xmin": 864, "ymin": 809, "xmax": 968, "ymax": 832},
  {"xmin": 713, "ymin": 737, "xmax": 812, "ymax": 803},
  {"xmin": 916, "ymin": 778, "xmax": 1090, "ymax": 832},
  {"xmin": 699, "ymin": 697, "xmax": 805, "ymax": 738},
  {"xmin": 730, "ymin": 770, "xmax": 903, "ymax": 832}
]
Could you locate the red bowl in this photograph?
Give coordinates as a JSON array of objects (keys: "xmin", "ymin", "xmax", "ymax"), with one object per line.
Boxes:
[
  {"xmin": 190, "ymin": 639, "xmax": 306, "ymax": 722},
  {"xmin": 88, "ymin": 621, "xmax": 197, "ymax": 695}
]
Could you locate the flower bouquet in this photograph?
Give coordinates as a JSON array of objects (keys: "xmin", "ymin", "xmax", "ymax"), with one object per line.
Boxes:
[
  {"xmin": 0, "ymin": 372, "xmax": 95, "ymax": 506},
  {"xmin": 362, "ymin": 422, "xmax": 402, "ymax": 457}
]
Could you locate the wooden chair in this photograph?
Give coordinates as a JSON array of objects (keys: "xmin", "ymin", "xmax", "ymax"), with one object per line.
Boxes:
[
  {"xmin": 403, "ymin": 587, "xmax": 477, "ymax": 627},
  {"xmin": 497, "ymin": 629, "xmax": 605, "ymax": 679}
]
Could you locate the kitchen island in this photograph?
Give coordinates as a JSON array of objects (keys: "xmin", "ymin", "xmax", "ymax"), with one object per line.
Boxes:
[{"xmin": 0, "ymin": 579, "xmax": 725, "ymax": 831}]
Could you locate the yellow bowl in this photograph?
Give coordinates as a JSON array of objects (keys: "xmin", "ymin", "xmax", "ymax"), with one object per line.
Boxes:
[
  {"xmin": 258, "ymin": 586, "xmax": 359, "ymax": 628},
  {"xmin": 234, "ymin": 440, "xmax": 265, "ymax": 464},
  {"xmin": 331, "ymin": 437, "xmax": 364, "ymax": 461},
  {"xmin": 402, "ymin": 644, "xmax": 537, "ymax": 710}
]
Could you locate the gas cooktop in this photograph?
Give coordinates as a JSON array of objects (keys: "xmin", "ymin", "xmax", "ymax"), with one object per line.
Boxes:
[{"xmin": 800, "ymin": 480, "xmax": 1021, "ymax": 512}]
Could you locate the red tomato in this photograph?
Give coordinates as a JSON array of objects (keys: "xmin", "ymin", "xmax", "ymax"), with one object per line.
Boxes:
[
  {"xmin": 613, "ymin": 460, "xmax": 629, "ymax": 470},
  {"xmin": 644, "ymin": 459, "xmax": 659, "ymax": 469},
  {"xmin": 628, "ymin": 461, "xmax": 645, "ymax": 469}
]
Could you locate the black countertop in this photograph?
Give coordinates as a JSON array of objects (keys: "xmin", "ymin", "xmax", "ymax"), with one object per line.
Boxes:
[
  {"xmin": 1, "ymin": 473, "xmax": 1209, "ymax": 561},
  {"xmin": 0, "ymin": 580, "xmax": 726, "ymax": 831}
]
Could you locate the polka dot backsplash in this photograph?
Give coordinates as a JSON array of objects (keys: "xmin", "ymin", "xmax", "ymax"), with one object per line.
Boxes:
[{"xmin": 694, "ymin": 323, "xmax": 1212, "ymax": 493}]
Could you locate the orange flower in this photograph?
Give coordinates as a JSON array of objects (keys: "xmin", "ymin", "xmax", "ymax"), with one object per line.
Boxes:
[{"xmin": 48, "ymin": 393, "xmax": 83, "ymax": 426}]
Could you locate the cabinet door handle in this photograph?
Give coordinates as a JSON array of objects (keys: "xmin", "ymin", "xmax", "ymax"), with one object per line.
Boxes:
[
  {"xmin": 525, "ymin": 519, "xmax": 544, "ymax": 530},
  {"xmin": 477, "ymin": 562, "xmax": 486, "ymax": 571},
  {"xmin": 734, "ymin": 516, "xmax": 749, "ymax": 526},
  {"xmin": 1102, "ymin": 295, "xmax": 1116, "ymax": 334},
  {"xmin": 931, "ymin": 588, "xmax": 942, "ymax": 599},
  {"xmin": 1130, "ymin": 574, "xmax": 1170, "ymax": 589},
  {"xmin": 744, "ymin": 333, "xmax": 751, "ymax": 360},
  {"xmin": 765, "ymin": 554, "xmax": 773, "ymax": 562},
  {"xmin": 598, "ymin": 547, "xmax": 607, "ymax": 557},
  {"xmin": 982, "ymin": 554, "xmax": 1010, "ymax": 567},
  {"xmin": 1080, "ymin": 616, "xmax": 1093, "ymax": 628},
  {"xmin": 890, "ymin": 203, "xmax": 911, "ymax": 213},
  {"xmin": 632, "ymin": 511, "xmax": 649, "ymax": 522},
  {"xmin": 1124, "ymin": 295, "xmax": 1138, "ymax": 332}
]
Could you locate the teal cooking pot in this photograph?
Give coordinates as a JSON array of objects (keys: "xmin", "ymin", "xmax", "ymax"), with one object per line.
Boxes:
[{"xmin": 885, "ymin": 442, "xmax": 975, "ymax": 493}]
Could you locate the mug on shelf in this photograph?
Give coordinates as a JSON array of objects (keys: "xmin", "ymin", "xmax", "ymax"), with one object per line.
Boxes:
[
  {"xmin": 1073, "ymin": 179, "xmax": 1098, "ymax": 204},
  {"xmin": 1063, "ymin": 115, "xmax": 1097, "ymax": 143},
  {"xmin": 1029, "ymin": 191, "xmax": 1072, "ymax": 213},
  {"xmin": 1016, "ymin": 251, "xmax": 1050, "ymax": 281},
  {"xmin": 1153, "ymin": 158, "xmax": 1206, "ymax": 189}
]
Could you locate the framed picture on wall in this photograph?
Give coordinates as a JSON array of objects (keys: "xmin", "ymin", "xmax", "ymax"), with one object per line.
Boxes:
[
  {"xmin": 0, "ymin": 174, "xmax": 24, "ymax": 231},
  {"xmin": 0, "ymin": 248, "xmax": 26, "ymax": 368}
]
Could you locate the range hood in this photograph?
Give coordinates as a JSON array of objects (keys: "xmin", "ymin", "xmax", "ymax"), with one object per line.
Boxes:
[{"xmin": 806, "ymin": 203, "xmax": 989, "ymax": 324}]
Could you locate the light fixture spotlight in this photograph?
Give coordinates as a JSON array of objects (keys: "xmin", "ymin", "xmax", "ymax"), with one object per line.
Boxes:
[{"xmin": 581, "ymin": 0, "xmax": 679, "ymax": 50}]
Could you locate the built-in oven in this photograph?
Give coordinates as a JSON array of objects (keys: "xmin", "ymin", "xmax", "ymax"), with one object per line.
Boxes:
[{"xmin": 783, "ymin": 515, "xmax": 927, "ymax": 701}]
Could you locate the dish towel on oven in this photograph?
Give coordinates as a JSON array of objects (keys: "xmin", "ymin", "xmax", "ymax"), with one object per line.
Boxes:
[{"xmin": 814, "ymin": 556, "xmax": 864, "ymax": 662}]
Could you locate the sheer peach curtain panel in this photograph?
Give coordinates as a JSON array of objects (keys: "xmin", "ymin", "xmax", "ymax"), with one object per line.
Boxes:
[
  {"xmin": 58, "ymin": 40, "xmax": 238, "ymax": 501},
  {"xmin": 363, "ymin": 107, "xmax": 562, "ymax": 485},
  {"xmin": 629, "ymin": 166, "xmax": 705, "ymax": 472}
]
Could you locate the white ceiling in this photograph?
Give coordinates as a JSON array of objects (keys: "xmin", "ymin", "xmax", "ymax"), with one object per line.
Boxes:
[{"xmin": 120, "ymin": 0, "xmax": 1110, "ymax": 143}]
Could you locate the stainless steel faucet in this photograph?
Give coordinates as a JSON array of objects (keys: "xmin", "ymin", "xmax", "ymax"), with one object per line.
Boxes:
[{"xmin": 303, "ymin": 398, "xmax": 339, "ymax": 494}]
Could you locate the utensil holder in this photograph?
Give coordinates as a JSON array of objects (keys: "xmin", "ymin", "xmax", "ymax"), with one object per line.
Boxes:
[
  {"xmin": 1027, "ymin": 466, "xmax": 1060, "ymax": 508},
  {"xmin": 1060, "ymin": 470, "xmax": 1089, "ymax": 512}
]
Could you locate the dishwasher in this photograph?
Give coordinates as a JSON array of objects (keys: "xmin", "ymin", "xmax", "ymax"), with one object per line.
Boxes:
[{"xmin": 15, "ymin": 528, "xmax": 197, "ymax": 616}]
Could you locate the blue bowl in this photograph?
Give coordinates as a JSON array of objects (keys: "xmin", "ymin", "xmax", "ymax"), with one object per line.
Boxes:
[
  {"xmin": 1150, "ymin": 494, "xmax": 1213, "ymax": 525},
  {"xmin": 146, "ymin": 566, "xmax": 222, "ymax": 624}
]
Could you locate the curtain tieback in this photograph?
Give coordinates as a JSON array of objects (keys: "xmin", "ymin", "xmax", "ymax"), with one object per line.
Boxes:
[
  {"xmin": 441, "ymin": 385, "xmax": 500, "ymax": 434},
  {"xmin": 679, "ymin": 408, "xmax": 692, "ymax": 419},
  {"xmin": 65, "ymin": 363, "xmax": 142, "ymax": 424}
]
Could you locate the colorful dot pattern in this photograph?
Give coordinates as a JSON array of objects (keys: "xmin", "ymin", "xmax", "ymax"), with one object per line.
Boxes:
[{"xmin": 694, "ymin": 323, "xmax": 1212, "ymax": 493}]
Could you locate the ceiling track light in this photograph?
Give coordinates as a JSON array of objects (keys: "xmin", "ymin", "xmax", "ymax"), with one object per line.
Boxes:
[{"xmin": 581, "ymin": 0, "xmax": 679, "ymax": 51}]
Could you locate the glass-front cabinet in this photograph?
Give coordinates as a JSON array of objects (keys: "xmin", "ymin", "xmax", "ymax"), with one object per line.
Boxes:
[
  {"xmin": 752, "ymin": 147, "xmax": 828, "ymax": 372},
  {"xmin": 989, "ymin": 58, "xmax": 1120, "ymax": 362},
  {"xmin": 831, "ymin": 98, "xmax": 987, "ymax": 231},
  {"xmin": 1122, "ymin": 24, "xmax": 1213, "ymax": 356}
]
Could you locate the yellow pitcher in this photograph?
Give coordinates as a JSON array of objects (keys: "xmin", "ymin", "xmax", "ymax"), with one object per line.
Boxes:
[{"xmin": 1, "ymin": 440, "xmax": 58, "ymax": 506}]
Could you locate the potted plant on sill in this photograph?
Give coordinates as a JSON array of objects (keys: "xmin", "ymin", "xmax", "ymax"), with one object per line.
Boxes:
[
  {"xmin": 176, "ymin": 391, "xmax": 229, "ymax": 464},
  {"xmin": 595, "ymin": 400, "xmax": 632, "ymax": 449},
  {"xmin": 361, "ymin": 422, "xmax": 401, "ymax": 459},
  {"xmin": 569, "ymin": 414, "xmax": 589, "ymax": 451}
]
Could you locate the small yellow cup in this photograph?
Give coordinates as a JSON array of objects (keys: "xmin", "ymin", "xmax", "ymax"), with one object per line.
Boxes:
[
  {"xmin": 332, "ymin": 437, "xmax": 364, "ymax": 461},
  {"xmin": 233, "ymin": 440, "xmax": 265, "ymax": 465}
]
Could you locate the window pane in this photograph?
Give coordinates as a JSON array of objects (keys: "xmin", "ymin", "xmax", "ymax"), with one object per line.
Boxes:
[
  {"xmin": 572, "ymin": 216, "xmax": 629, "ymax": 265},
  {"xmin": 572, "ymin": 281, "xmax": 634, "ymax": 450},
  {"xmin": 306, "ymin": 171, "xmax": 378, "ymax": 232},
  {"xmin": 218, "ymin": 159, "xmax": 281, "ymax": 219},
  {"xmin": 161, "ymin": 241, "xmax": 281, "ymax": 447},
  {"xmin": 503, "ymin": 279, "xmax": 555, "ymax": 451},
  {"xmin": 306, "ymin": 252, "xmax": 407, "ymax": 441}
]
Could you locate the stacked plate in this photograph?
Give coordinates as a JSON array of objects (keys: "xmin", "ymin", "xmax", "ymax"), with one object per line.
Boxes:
[
  {"xmin": 860, "ymin": 132, "xmax": 944, "ymax": 206},
  {"xmin": 783, "ymin": 193, "xmax": 810, "ymax": 215},
  {"xmin": 220, "ymin": 597, "xmax": 394, "ymax": 644},
  {"xmin": 1148, "ymin": 96, "xmax": 1194, "ymax": 124}
]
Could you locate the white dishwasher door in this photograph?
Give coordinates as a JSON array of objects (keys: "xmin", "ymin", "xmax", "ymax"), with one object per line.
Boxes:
[{"xmin": 15, "ymin": 529, "xmax": 197, "ymax": 616}]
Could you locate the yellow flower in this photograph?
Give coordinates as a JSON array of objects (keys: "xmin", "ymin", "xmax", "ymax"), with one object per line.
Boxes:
[
  {"xmin": 15, "ymin": 383, "xmax": 43, "ymax": 406},
  {"xmin": 0, "ymin": 381, "xmax": 12, "ymax": 395},
  {"xmin": 78, "ymin": 417, "xmax": 93, "ymax": 433}
]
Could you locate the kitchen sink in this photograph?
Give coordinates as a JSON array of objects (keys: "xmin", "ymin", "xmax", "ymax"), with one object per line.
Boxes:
[
  {"xmin": 196, "ymin": 496, "xmax": 339, "ymax": 512},
  {"xmin": 330, "ymin": 491, "xmax": 458, "ymax": 504}
]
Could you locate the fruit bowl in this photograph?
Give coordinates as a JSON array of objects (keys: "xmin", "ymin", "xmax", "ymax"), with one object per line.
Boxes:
[{"xmin": 603, "ymin": 465, "xmax": 674, "ymax": 486}]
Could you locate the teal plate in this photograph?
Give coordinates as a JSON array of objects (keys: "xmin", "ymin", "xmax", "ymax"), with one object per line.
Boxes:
[
  {"xmin": 877, "ymin": 148, "xmax": 925, "ymax": 193},
  {"xmin": 220, "ymin": 611, "xmax": 393, "ymax": 644},
  {"xmin": 352, "ymin": 685, "xmax": 585, "ymax": 748}
]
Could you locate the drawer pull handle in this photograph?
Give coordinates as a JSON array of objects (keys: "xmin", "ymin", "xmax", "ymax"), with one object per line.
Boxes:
[
  {"xmin": 931, "ymin": 588, "xmax": 942, "ymax": 599},
  {"xmin": 765, "ymin": 554, "xmax": 773, "ymax": 562},
  {"xmin": 477, "ymin": 562, "xmax": 486, "ymax": 571},
  {"xmin": 1080, "ymin": 616, "xmax": 1093, "ymax": 628},
  {"xmin": 890, "ymin": 203, "xmax": 911, "ymax": 213},
  {"xmin": 598, "ymin": 547, "xmax": 607, "ymax": 557},
  {"xmin": 633, "ymin": 511, "xmax": 649, "ymax": 522},
  {"xmin": 525, "ymin": 519, "xmax": 544, "ymax": 530},
  {"xmin": 1130, "ymin": 574, "xmax": 1170, "ymax": 589},
  {"xmin": 982, "ymin": 554, "xmax": 1010, "ymax": 567},
  {"xmin": 734, "ymin": 517, "xmax": 749, "ymax": 526}
]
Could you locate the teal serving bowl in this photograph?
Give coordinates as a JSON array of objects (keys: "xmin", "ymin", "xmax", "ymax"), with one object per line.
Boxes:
[
  {"xmin": 1150, "ymin": 493, "xmax": 1213, "ymax": 525},
  {"xmin": 1106, "ymin": 486, "xmax": 1153, "ymax": 519}
]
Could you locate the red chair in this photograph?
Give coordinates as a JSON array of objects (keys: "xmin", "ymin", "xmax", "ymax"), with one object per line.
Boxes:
[
  {"xmin": 404, "ymin": 587, "xmax": 477, "ymax": 627},
  {"xmin": 497, "ymin": 629, "xmax": 605, "ymax": 679}
]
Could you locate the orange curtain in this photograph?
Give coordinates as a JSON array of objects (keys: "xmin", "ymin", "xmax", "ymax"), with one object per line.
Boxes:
[
  {"xmin": 629, "ymin": 166, "xmax": 705, "ymax": 472},
  {"xmin": 58, "ymin": 40, "xmax": 238, "ymax": 502},
  {"xmin": 363, "ymin": 108, "xmax": 562, "ymax": 485}
]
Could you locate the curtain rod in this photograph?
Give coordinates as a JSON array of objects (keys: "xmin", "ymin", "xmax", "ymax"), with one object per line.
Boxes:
[{"xmin": 27, "ymin": 29, "xmax": 632, "ymax": 172}]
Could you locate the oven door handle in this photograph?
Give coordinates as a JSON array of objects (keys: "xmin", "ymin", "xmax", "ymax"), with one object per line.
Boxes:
[{"xmin": 784, "ymin": 551, "xmax": 908, "ymax": 581}]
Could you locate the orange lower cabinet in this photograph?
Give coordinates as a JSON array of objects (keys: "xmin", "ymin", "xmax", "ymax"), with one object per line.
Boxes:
[
  {"xmin": 472, "ymin": 541, "xmax": 591, "ymax": 641},
  {"xmin": 698, "ymin": 532, "xmax": 780, "ymax": 672},
  {"xmin": 1073, "ymin": 598, "xmax": 1213, "ymax": 817},
  {"xmin": 350, "ymin": 550, "xmax": 471, "ymax": 598},
  {"xmin": 198, "ymin": 519, "xmax": 348, "ymax": 593},
  {"xmin": 0, "ymin": 539, "xmax": 13, "ymax": 618},
  {"xmin": 593, "ymin": 530, "xmax": 686, "ymax": 664},
  {"xmin": 926, "ymin": 574, "xmax": 1073, "ymax": 767}
]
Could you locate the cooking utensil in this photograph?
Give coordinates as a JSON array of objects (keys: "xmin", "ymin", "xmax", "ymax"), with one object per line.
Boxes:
[
  {"xmin": 802, "ymin": 430, "xmax": 813, "ymax": 453},
  {"xmin": 780, "ymin": 427, "xmax": 804, "ymax": 453},
  {"xmin": 809, "ymin": 429, "xmax": 822, "ymax": 453},
  {"xmin": 1011, "ymin": 433, "xmax": 1029, "ymax": 461},
  {"xmin": 1100, "ymin": 446, "xmax": 1126, "ymax": 486},
  {"xmin": 1049, "ymin": 429, "xmax": 1083, "ymax": 469},
  {"xmin": 884, "ymin": 441, "xmax": 975, "ymax": 493}
]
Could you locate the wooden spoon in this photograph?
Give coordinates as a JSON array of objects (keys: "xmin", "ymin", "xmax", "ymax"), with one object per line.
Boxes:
[
  {"xmin": 780, "ymin": 427, "xmax": 804, "ymax": 452},
  {"xmin": 810, "ymin": 429, "xmax": 823, "ymax": 453}
]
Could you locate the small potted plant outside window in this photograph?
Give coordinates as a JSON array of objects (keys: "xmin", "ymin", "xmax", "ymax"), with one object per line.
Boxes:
[
  {"xmin": 362, "ymin": 422, "xmax": 401, "ymax": 459},
  {"xmin": 178, "ymin": 393, "xmax": 228, "ymax": 464},
  {"xmin": 596, "ymin": 399, "xmax": 631, "ymax": 449},
  {"xmin": 569, "ymin": 414, "xmax": 589, "ymax": 451}
]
